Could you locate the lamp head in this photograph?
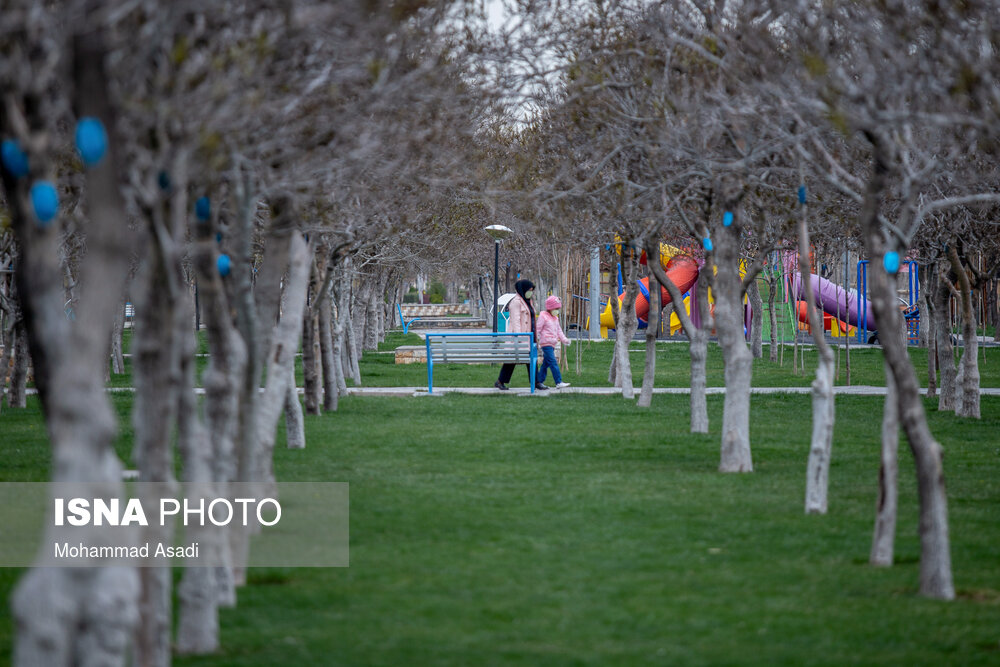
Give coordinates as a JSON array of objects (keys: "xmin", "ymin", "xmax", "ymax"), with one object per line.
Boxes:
[{"xmin": 484, "ymin": 224, "xmax": 513, "ymax": 241}]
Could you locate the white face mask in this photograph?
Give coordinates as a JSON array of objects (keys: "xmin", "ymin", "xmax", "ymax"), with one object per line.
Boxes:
[
  {"xmin": 551, "ymin": 309, "xmax": 560, "ymax": 317},
  {"xmin": 525, "ymin": 290, "xmax": 533, "ymax": 299}
]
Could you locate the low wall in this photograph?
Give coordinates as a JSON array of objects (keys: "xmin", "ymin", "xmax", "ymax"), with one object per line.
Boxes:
[{"xmin": 399, "ymin": 303, "xmax": 471, "ymax": 317}]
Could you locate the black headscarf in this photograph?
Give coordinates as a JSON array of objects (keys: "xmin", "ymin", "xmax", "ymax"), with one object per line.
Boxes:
[{"xmin": 514, "ymin": 279, "xmax": 536, "ymax": 333}]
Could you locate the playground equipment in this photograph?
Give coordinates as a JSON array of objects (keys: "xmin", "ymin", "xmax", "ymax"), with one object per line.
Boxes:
[
  {"xmin": 597, "ymin": 244, "xmax": 700, "ymax": 338},
  {"xmin": 790, "ymin": 269, "xmax": 876, "ymax": 332},
  {"xmin": 794, "ymin": 301, "xmax": 853, "ymax": 337},
  {"xmin": 854, "ymin": 260, "xmax": 920, "ymax": 343}
]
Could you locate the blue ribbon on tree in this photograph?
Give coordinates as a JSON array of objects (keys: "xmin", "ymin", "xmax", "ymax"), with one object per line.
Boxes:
[
  {"xmin": 217, "ymin": 253, "xmax": 232, "ymax": 277},
  {"xmin": 75, "ymin": 118, "xmax": 108, "ymax": 166},
  {"xmin": 1, "ymin": 139, "xmax": 29, "ymax": 178},
  {"xmin": 30, "ymin": 181, "xmax": 60, "ymax": 226}
]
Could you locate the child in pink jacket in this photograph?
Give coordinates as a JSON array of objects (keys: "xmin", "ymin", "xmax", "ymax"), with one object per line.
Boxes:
[{"xmin": 536, "ymin": 296, "xmax": 572, "ymax": 388}]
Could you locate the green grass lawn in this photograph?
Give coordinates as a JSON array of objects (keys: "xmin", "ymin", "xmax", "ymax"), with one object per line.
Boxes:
[
  {"xmin": 1, "ymin": 391, "xmax": 999, "ymax": 665},
  {"xmin": 359, "ymin": 331, "xmax": 1000, "ymax": 390},
  {"xmin": 107, "ymin": 329, "xmax": 1000, "ymax": 391}
]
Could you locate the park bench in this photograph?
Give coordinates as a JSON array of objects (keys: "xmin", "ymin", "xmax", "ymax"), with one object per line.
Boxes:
[
  {"xmin": 396, "ymin": 303, "xmax": 422, "ymax": 335},
  {"xmin": 424, "ymin": 332, "xmax": 537, "ymax": 394}
]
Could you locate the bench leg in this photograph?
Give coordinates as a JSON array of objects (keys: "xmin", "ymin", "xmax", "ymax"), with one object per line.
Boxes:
[{"xmin": 530, "ymin": 349, "xmax": 536, "ymax": 393}]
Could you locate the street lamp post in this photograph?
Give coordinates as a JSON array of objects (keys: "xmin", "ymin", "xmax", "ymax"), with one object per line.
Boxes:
[{"xmin": 484, "ymin": 225, "xmax": 513, "ymax": 332}]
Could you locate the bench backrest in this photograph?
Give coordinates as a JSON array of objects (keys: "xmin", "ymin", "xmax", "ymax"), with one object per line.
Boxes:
[{"xmin": 425, "ymin": 333, "xmax": 534, "ymax": 364}]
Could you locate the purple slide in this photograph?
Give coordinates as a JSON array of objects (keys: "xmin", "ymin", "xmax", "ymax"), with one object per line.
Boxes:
[{"xmin": 790, "ymin": 271, "xmax": 876, "ymax": 331}]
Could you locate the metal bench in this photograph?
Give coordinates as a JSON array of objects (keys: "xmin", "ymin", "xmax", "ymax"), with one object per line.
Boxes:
[
  {"xmin": 425, "ymin": 332, "xmax": 537, "ymax": 394},
  {"xmin": 396, "ymin": 303, "xmax": 421, "ymax": 335}
]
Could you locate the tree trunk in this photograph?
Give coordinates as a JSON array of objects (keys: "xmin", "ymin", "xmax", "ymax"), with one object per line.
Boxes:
[
  {"xmin": 871, "ymin": 325, "xmax": 900, "ymax": 567},
  {"xmin": 767, "ymin": 274, "xmax": 779, "ymax": 362},
  {"xmin": 948, "ymin": 246, "xmax": 980, "ymax": 419},
  {"xmin": 302, "ymin": 305, "xmax": 320, "ymax": 415},
  {"xmin": 714, "ymin": 204, "xmax": 753, "ymax": 473},
  {"xmin": 748, "ymin": 278, "xmax": 763, "ymax": 359},
  {"xmin": 647, "ymin": 240, "xmax": 709, "ymax": 434},
  {"xmin": 284, "ymin": 363, "xmax": 306, "ymax": 449},
  {"xmin": 918, "ymin": 266, "xmax": 931, "ymax": 348},
  {"xmin": 344, "ymin": 269, "xmax": 362, "ymax": 386},
  {"xmin": 110, "ymin": 297, "xmax": 126, "ymax": 374},
  {"xmin": 924, "ymin": 268, "xmax": 938, "ymax": 398},
  {"xmin": 798, "ymin": 213, "xmax": 836, "ymax": 514},
  {"xmin": 638, "ymin": 245, "xmax": 661, "ymax": 408},
  {"xmin": 255, "ymin": 233, "xmax": 311, "ymax": 495},
  {"xmin": 612, "ymin": 247, "xmax": 639, "ymax": 399},
  {"xmin": 0, "ymin": 312, "xmax": 14, "ymax": 409},
  {"xmin": 131, "ymin": 237, "xmax": 180, "ymax": 667},
  {"xmin": 933, "ymin": 270, "xmax": 957, "ymax": 411},
  {"xmin": 174, "ymin": 275, "xmax": 217, "ymax": 658},
  {"xmin": 352, "ymin": 280, "xmax": 371, "ymax": 355},
  {"xmin": 364, "ymin": 272, "xmax": 381, "ymax": 351},
  {"xmin": 9, "ymin": 319, "xmax": 28, "ymax": 408},
  {"xmin": 861, "ymin": 136, "xmax": 953, "ymax": 599},
  {"xmin": 319, "ymin": 280, "xmax": 337, "ymax": 411},
  {"xmin": 688, "ymin": 331, "xmax": 709, "ymax": 433},
  {"xmin": 177, "ymin": 205, "xmax": 248, "ymax": 652},
  {"xmin": 7, "ymin": 26, "xmax": 140, "ymax": 663},
  {"xmin": 333, "ymin": 273, "xmax": 350, "ymax": 397},
  {"xmin": 176, "ymin": 365, "xmax": 221, "ymax": 654}
]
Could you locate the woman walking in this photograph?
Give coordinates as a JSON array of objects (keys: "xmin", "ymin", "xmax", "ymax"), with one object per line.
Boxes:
[{"xmin": 495, "ymin": 279, "xmax": 548, "ymax": 391}]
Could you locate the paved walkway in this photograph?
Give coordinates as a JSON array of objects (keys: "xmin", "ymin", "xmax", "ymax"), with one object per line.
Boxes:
[{"xmin": 338, "ymin": 385, "xmax": 1000, "ymax": 398}]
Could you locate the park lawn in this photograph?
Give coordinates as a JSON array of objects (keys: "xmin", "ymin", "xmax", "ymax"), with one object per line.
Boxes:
[
  {"xmin": 1, "ymin": 392, "xmax": 999, "ymax": 665},
  {"xmin": 107, "ymin": 330, "xmax": 1000, "ymax": 391},
  {"xmin": 355, "ymin": 331, "xmax": 1000, "ymax": 390}
]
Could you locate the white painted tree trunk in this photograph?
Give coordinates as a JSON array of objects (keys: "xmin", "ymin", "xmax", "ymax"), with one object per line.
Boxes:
[
  {"xmin": 612, "ymin": 247, "xmax": 639, "ymax": 399},
  {"xmin": 953, "ymin": 355, "xmax": 965, "ymax": 415},
  {"xmin": 871, "ymin": 331, "xmax": 899, "ymax": 566},
  {"xmin": 333, "ymin": 278, "xmax": 349, "ymax": 397},
  {"xmin": 302, "ymin": 303, "xmax": 321, "ymax": 414},
  {"xmin": 861, "ymin": 139, "xmax": 953, "ymax": 599},
  {"xmin": 319, "ymin": 278, "xmax": 337, "ymax": 411},
  {"xmin": 191, "ymin": 220, "xmax": 245, "ymax": 614},
  {"xmin": 799, "ymin": 212, "xmax": 836, "ymax": 514},
  {"xmin": 228, "ymin": 174, "xmax": 264, "ymax": 588},
  {"xmin": 343, "ymin": 268, "xmax": 362, "ymax": 386},
  {"xmin": 176, "ymin": 285, "xmax": 221, "ymax": 655},
  {"xmin": 804, "ymin": 352, "xmax": 835, "ymax": 513},
  {"xmin": 713, "ymin": 205, "xmax": 753, "ymax": 473},
  {"xmin": 256, "ymin": 233, "xmax": 311, "ymax": 494},
  {"xmin": 7, "ymin": 29, "xmax": 140, "ymax": 663},
  {"xmin": 285, "ymin": 363, "xmax": 306, "ymax": 449},
  {"xmin": 131, "ymin": 243, "xmax": 180, "ymax": 667},
  {"xmin": 364, "ymin": 271, "xmax": 383, "ymax": 350},
  {"xmin": 637, "ymin": 247, "xmax": 661, "ymax": 408}
]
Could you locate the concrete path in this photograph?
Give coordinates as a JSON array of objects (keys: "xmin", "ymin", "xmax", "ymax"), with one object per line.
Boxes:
[{"xmin": 340, "ymin": 385, "xmax": 1000, "ymax": 398}]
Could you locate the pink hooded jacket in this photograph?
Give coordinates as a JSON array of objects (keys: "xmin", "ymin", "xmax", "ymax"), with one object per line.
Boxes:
[{"xmin": 536, "ymin": 310, "xmax": 570, "ymax": 348}]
